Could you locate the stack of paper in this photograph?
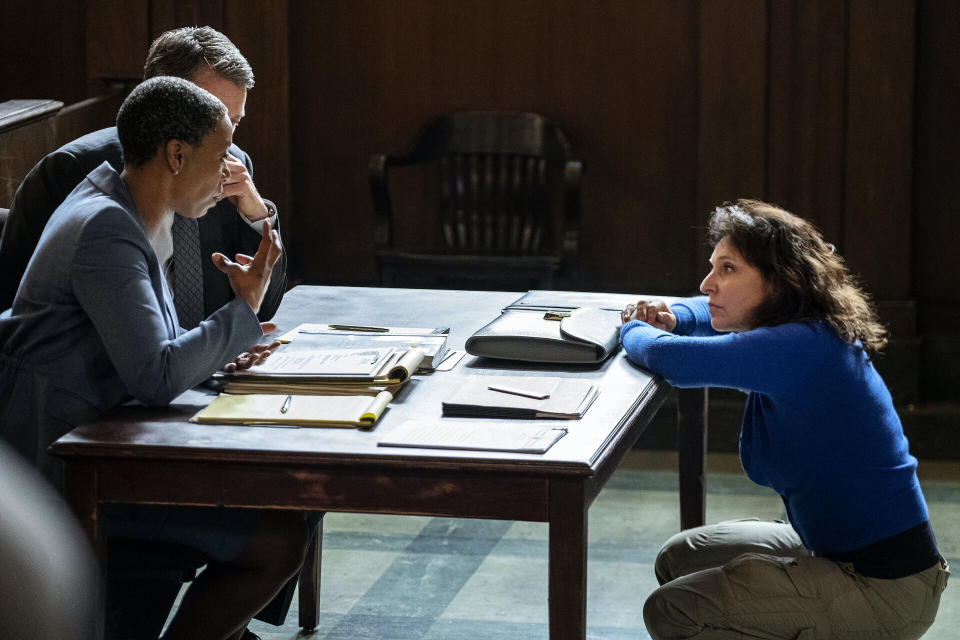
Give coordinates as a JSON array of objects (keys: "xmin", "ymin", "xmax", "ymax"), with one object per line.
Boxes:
[
  {"xmin": 441, "ymin": 375, "xmax": 599, "ymax": 419},
  {"xmin": 206, "ymin": 325, "xmax": 448, "ymax": 429},
  {"xmin": 277, "ymin": 324, "xmax": 451, "ymax": 369},
  {"xmin": 219, "ymin": 347, "xmax": 424, "ymax": 395}
]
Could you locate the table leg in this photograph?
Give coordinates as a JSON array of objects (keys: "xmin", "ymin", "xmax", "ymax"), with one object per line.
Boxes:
[
  {"xmin": 298, "ymin": 515, "xmax": 323, "ymax": 630},
  {"xmin": 677, "ymin": 387, "xmax": 708, "ymax": 530},
  {"xmin": 63, "ymin": 461, "xmax": 105, "ymax": 640},
  {"xmin": 548, "ymin": 478, "xmax": 587, "ymax": 640}
]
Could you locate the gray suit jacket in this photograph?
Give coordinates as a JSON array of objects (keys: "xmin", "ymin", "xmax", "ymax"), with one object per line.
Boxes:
[
  {"xmin": 0, "ymin": 163, "xmax": 262, "ymax": 485},
  {"xmin": 0, "ymin": 127, "xmax": 287, "ymax": 319}
]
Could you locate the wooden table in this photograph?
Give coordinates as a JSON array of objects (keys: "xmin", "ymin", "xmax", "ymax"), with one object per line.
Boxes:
[{"xmin": 52, "ymin": 286, "xmax": 707, "ymax": 639}]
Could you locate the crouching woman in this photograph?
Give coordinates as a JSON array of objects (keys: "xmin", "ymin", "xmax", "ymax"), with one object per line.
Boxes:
[{"xmin": 621, "ymin": 200, "xmax": 948, "ymax": 640}]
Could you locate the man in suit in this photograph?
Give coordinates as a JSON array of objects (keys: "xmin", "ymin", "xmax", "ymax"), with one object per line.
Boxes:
[{"xmin": 0, "ymin": 26, "xmax": 287, "ymax": 326}]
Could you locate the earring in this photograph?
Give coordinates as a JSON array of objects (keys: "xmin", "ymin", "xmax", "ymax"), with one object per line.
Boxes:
[{"xmin": 174, "ymin": 170, "xmax": 179, "ymax": 176}]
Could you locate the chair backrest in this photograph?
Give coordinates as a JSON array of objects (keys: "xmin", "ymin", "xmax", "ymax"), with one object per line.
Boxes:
[{"xmin": 370, "ymin": 111, "xmax": 582, "ymax": 260}]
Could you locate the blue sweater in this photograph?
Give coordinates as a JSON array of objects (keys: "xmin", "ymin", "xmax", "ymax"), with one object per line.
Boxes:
[{"xmin": 620, "ymin": 296, "xmax": 928, "ymax": 556}]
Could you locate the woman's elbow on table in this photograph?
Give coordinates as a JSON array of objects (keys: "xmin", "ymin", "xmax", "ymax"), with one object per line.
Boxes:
[
  {"xmin": 621, "ymin": 322, "xmax": 665, "ymax": 369},
  {"xmin": 126, "ymin": 379, "xmax": 184, "ymax": 408},
  {"xmin": 120, "ymin": 358, "xmax": 202, "ymax": 407},
  {"xmin": 621, "ymin": 324, "xmax": 700, "ymax": 387}
]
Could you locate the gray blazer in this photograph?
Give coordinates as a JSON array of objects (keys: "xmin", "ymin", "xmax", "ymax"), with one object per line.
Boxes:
[
  {"xmin": 0, "ymin": 127, "xmax": 287, "ymax": 319},
  {"xmin": 0, "ymin": 163, "xmax": 262, "ymax": 484}
]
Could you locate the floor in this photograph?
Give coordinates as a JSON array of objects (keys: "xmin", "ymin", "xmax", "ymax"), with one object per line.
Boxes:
[{"xmin": 188, "ymin": 450, "xmax": 957, "ymax": 639}]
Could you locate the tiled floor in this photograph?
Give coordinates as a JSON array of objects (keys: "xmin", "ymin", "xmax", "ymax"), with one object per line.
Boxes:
[{"xmin": 213, "ymin": 450, "xmax": 958, "ymax": 639}]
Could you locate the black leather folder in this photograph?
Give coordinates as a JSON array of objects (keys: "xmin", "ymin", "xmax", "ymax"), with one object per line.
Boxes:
[{"xmin": 465, "ymin": 290, "xmax": 639, "ymax": 364}]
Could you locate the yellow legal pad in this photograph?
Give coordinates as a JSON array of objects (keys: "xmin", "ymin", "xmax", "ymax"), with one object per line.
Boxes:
[{"xmin": 190, "ymin": 391, "xmax": 393, "ymax": 428}]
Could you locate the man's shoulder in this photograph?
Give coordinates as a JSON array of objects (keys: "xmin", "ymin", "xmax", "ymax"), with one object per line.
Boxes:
[
  {"xmin": 26, "ymin": 128, "xmax": 122, "ymax": 183},
  {"xmin": 50, "ymin": 127, "xmax": 122, "ymax": 171}
]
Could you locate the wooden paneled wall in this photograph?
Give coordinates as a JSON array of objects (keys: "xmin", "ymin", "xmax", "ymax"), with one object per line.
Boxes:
[
  {"xmin": 0, "ymin": 0, "xmax": 87, "ymax": 105},
  {"xmin": 0, "ymin": 0, "xmax": 957, "ymax": 404},
  {"xmin": 286, "ymin": 1, "xmax": 923, "ymax": 298},
  {"xmin": 915, "ymin": 0, "xmax": 960, "ymax": 401}
]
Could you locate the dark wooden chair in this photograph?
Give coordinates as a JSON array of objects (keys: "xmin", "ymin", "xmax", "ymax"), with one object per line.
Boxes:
[{"xmin": 369, "ymin": 111, "xmax": 583, "ymax": 290}]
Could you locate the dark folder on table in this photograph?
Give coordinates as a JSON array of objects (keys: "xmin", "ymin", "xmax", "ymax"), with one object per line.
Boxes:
[
  {"xmin": 465, "ymin": 290, "xmax": 640, "ymax": 364},
  {"xmin": 441, "ymin": 375, "xmax": 599, "ymax": 419}
]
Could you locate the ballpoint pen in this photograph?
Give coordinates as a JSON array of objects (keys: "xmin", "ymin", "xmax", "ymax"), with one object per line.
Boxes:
[
  {"xmin": 327, "ymin": 324, "xmax": 390, "ymax": 332},
  {"xmin": 487, "ymin": 384, "xmax": 550, "ymax": 400}
]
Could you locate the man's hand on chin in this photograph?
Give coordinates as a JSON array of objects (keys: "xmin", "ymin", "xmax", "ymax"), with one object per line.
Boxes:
[{"xmin": 221, "ymin": 153, "xmax": 269, "ymax": 222}]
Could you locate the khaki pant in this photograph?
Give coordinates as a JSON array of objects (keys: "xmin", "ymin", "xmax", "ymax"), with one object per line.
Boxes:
[{"xmin": 644, "ymin": 519, "xmax": 949, "ymax": 640}]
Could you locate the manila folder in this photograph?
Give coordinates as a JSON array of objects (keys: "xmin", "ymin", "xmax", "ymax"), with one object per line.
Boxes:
[{"xmin": 190, "ymin": 391, "xmax": 393, "ymax": 428}]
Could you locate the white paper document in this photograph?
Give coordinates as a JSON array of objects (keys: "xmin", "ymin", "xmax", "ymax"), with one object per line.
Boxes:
[
  {"xmin": 377, "ymin": 419, "xmax": 567, "ymax": 454},
  {"xmin": 236, "ymin": 348, "xmax": 394, "ymax": 377},
  {"xmin": 276, "ymin": 324, "xmax": 450, "ymax": 369}
]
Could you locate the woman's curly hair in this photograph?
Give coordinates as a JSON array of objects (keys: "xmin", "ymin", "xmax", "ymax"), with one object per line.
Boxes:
[{"xmin": 708, "ymin": 199, "xmax": 888, "ymax": 353}]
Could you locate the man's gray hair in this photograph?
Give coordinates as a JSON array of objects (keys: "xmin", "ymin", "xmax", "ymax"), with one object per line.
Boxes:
[
  {"xmin": 143, "ymin": 26, "xmax": 254, "ymax": 89},
  {"xmin": 117, "ymin": 76, "xmax": 227, "ymax": 168}
]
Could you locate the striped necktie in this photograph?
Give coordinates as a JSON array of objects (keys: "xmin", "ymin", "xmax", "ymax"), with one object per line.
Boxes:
[{"xmin": 171, "ymin": 214, "xmax": 204, "ymax": 329}]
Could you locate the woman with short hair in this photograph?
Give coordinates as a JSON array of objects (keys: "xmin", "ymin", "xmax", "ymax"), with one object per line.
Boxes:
[
  {"xmin": 621, "ymin": 200, "xmax": 948, "ymax": 640},
  {"xmin": 0, "ymin": 76, "xmax": 311, "ymax": 640}
]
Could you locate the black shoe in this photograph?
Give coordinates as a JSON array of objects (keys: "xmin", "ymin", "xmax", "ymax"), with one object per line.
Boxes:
[{"xmin": 240, "ymin": 631, "xmax": 261, "ymax": 640}]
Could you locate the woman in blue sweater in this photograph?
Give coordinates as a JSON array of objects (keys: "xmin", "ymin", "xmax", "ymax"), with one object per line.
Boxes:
[{"xmin": 620, "ymin": 200, "xmax": 948, "ymax": 639}]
